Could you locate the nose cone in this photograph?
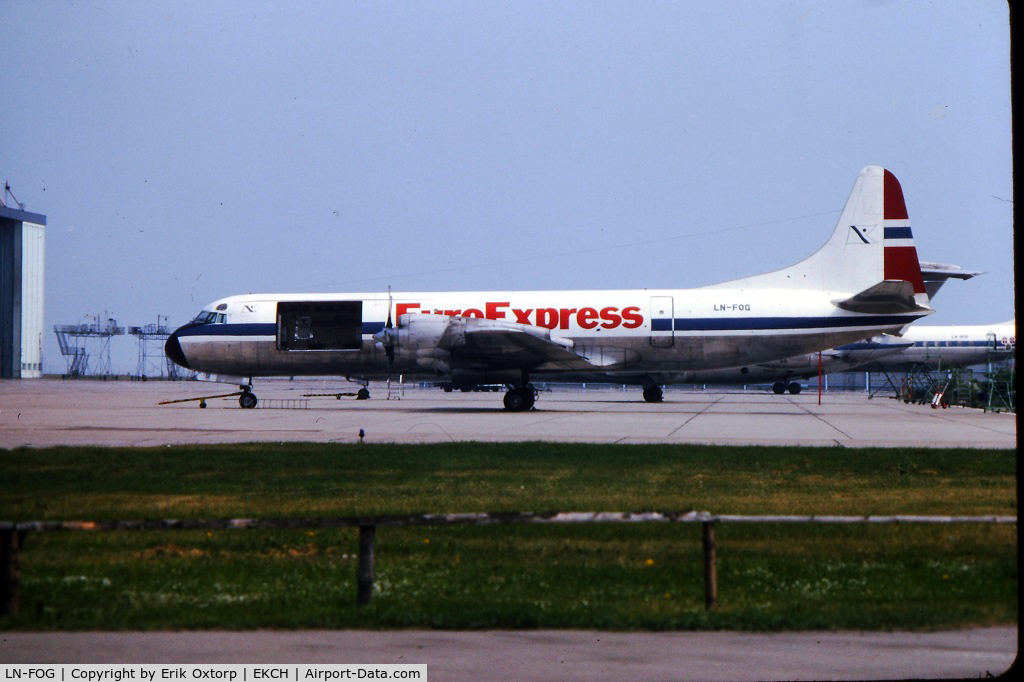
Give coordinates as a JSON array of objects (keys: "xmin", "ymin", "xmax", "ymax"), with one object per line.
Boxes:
[{"xmin": 164, "ymin": 328, "xmax": 190, "ymax": 369}]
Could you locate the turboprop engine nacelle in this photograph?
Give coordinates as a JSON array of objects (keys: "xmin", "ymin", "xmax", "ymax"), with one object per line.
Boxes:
[
  {"xmin": 374, "ymin": 313, "xmax": 453, "ymax": 371},
  {"xmin": 374, "ymin": 312, "xmax": 577, "ymax": 373}
]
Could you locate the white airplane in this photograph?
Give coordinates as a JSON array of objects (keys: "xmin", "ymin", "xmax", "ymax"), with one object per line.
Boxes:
[
  {"xmin": 165, "ymin": 166, "xmax": 933, "ymax": 410},
  {"xmin": 849, "ymin": 319, "xmax": 1015, "ymax": 372}
]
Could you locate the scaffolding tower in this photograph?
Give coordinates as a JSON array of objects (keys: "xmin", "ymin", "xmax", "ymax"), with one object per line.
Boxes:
[
  {"xmin": 867, "ymin": 348, "xmax": 1014, "ymax": 412},
  {"xmin": 53, "ymin": 315, "xmax": 125, "ymax": 377},
  {"xmin": 982, "ymin": 354, "xmax": 1015, "ymax": 413},
  {"xmin": 128, "ymin": 315, "xmax": 181, "ymax": 378},
  {"xmin": 868, "ymin": 362, "xmax": 944, "ymax": 404}
]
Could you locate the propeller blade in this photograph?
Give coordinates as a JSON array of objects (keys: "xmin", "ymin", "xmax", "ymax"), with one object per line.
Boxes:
[
  {"xmin": 386, "ymin": 285, "xmax": 393, "ymax": 329},
  {"xmin": 385, "ymin": 286, "xmax": 395, "ymax": 365}
]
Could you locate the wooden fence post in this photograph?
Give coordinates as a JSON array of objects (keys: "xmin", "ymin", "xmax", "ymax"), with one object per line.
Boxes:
[
  {"xmin": 357, "ymin": 525, "xmax": 376, "ymax": 606},
  {"xmin": 1, "ymin": 527, "xmax": 25, "ymax": 617},
  {"xmin": 702, "ymin": 521, "xmax": 718, "ymax": 609}
]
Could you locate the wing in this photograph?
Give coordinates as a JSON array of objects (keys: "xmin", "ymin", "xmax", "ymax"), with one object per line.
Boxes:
[
  {"xmin": 456, "ymin": 323, "xmax": 593, "ymax": 371},
  {"xmin": 377, "ymin": 313, "xmax": 596, "ymax": 374}
]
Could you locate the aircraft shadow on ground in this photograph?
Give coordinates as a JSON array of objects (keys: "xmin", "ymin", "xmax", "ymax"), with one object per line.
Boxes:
[{"xmin": 396, "ymin": 402, "xmax": 702, "ymax": 415}]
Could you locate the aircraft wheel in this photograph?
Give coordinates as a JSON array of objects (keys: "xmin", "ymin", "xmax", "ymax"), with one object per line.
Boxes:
[
  {"xmin": 503, "ymin": 387, "xmax": 535, "ymax": 412},
  {"xmin": 788, "ymin": 382, "xmax": 802, "ymax": 394},
  {"xmin": 772, "ymin": 382, "xmax": 786, "ymax": 395},
  {"xmin": 239, "ymin": 392, "xmax": 258, "ymax": 409},
  {"xmin": 503, "ymin": 389, "xmax": 526, "ymax": 411},
  {"xmin": 356, "ymin": 387, "xmax": 370, "ymax": 400},
  {"xmin": 643, "ymin": 385, "xmax": 663, "ymax": 403}
]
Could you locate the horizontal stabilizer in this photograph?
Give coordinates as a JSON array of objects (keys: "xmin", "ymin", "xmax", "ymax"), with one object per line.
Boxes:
[
  {"xmin": 919, "ymin": 261, "xmax": 983, "ymax": 299},
  {"xmin": 833, "ymin": 280, "xmax": 933, "ymax": 315}
]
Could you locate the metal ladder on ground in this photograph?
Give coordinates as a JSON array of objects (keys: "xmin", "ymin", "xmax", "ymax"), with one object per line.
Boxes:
[{"xmin": 386, "ymin": 374, "xmax": 404, "ymax": 400}]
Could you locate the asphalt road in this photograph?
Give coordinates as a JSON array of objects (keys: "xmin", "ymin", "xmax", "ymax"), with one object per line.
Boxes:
[{"xmin": 1, "ymin": 628, "xmax": 1018, "ymax": 680}]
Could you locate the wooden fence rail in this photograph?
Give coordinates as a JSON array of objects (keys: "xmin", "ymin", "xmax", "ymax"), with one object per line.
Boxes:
[{"xmin": 1, "ymin": 512, "xmax": 1016, "ymax": 616}]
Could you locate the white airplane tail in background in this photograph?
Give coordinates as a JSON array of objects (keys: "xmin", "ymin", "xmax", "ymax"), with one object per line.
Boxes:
[{"xmin": 716, "ymin": 166, "xmax": 931, "ymax": 314}]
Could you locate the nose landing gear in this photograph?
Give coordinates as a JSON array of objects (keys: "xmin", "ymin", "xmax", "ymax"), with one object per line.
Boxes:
[{"xmin": 239, "ymin": 388, "xmax": 258, "ymax": 409}]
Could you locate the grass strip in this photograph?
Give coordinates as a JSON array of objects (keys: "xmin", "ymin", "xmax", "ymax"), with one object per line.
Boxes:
[
  {"xmin": 1, "ymin": 442, "xmax": 1016, "ymax": 518},
  {"xmin": 1, "ymin": 442, "xmax": 1016, "ymax": 630}
]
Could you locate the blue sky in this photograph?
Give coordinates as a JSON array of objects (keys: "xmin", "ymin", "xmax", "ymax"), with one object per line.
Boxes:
[{"xmin": 1, "ymin": 1, "xmax": 1013, "ymax": 373}]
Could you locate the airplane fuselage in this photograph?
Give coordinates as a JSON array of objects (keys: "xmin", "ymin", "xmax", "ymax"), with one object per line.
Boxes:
[
  {"xmin": 164, "ymin": 166, "xmax": 935, "ymax": 409},
  {"xmin": 171, "ymin": 287, "xmax": 924, "ymax": 386}
]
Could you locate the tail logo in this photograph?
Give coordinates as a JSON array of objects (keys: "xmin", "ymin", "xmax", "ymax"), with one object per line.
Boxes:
[{"xmin": 848, "ymin": 225, "xmax": 873, "ymax": 244}]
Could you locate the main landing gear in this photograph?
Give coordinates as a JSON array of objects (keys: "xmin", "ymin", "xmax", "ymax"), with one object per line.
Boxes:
[
  {"xmin": 643, "ymin": 385, "xmax": 664, "ymax": 403},
  {"xmin": 503, "ymin": 385, "xmax": 537, "ymax": 412},
  {"xmin": 772, "ymin": 381, "xmax": 802, "ymax": 395}
]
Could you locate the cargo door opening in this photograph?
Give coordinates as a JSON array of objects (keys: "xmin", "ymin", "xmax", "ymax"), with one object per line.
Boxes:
[{"xmin": 277, "ymin": 301, "xmax": 363, "ymax": 351}]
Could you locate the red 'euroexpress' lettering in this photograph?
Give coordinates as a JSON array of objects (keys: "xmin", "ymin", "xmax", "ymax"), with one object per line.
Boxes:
[
  {"xmin": 395, "ymin": 302, "xmax": 419, "ymax": 318},
  {"xmin": 486, "ymin": 301, "xmax": 509, "ymax": 320},
  {"xmin": 535, "ymin": 308, "xmax": 559, "ymax": 329},
  {"xmin": 392, "ymin": 301, "xmax": 644, "ymax": 330},
  {"xmin": 513, "ymin": 308, "xmax": 533, "ymax": 324},
  {"xmin": 577, "ymin": 307, "xmax": 599, "ymax": 329},
  {"xmin": 621, "ymin": 306, "xmax": 643, "ymax": 329},
  {"xmin": 599, "ymin": 306, "xmax": 621, "ymax": 329}
]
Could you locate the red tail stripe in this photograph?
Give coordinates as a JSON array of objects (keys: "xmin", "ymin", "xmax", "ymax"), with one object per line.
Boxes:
[
  {"xmin": 883, "ymin": 169, "xmax": 909, "ymax": 220},
  {"xmin": 884, "ymin": 246, "xmax": 926, "ymax": 294}
]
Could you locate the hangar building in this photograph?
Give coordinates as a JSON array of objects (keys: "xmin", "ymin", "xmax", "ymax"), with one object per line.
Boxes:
[{"xmin": 1, "ymin": 204, "xmax": 46, "ymax": 378}]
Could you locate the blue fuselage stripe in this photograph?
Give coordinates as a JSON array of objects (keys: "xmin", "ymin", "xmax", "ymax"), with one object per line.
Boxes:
[
  {"xmin": 176, "ymin": 323, "xmax": 275, "ymax": 337},
  {"xmin": 651, "ymin": 315, "xmax": 922, "ymax": 332},
  {"xmin": 177, "ymin": 322, "xmax": 386, "ymax": 337},
  {"xmin": 178, "ymin": 314, "xmax": 922, "ymax": 340}
]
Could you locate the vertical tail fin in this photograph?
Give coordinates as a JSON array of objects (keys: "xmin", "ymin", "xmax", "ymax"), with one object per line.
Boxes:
[
  {"xmin": 714, "ymin": 166, "xmax": 930, "ymax": 310},
  {"xmin": 878, "ymin": 168, "xmax": 927, "ymax": 301}
]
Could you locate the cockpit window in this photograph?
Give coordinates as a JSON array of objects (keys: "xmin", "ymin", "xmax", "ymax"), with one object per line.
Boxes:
[{"xmin": 192, "ymin": 311, "xmax": 227, "ymax": 324}]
